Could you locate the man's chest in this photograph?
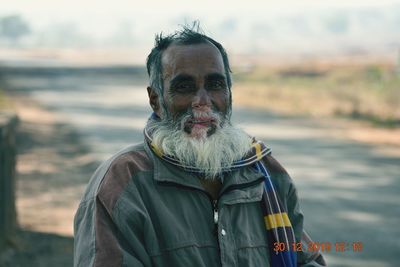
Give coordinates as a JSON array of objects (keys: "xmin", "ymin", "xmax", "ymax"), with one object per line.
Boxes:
[{"xmin": 137, "ymin": 180, "xmax": 270, "ymax": 267}]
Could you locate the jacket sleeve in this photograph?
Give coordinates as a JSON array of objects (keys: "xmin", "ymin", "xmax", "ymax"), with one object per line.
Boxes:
[
  {"xmin": 74, "ymin": 147, "xmax": 154, "ymax": 267},
  {"xmin": 74, "ymin": 194, "xmax": 150, "ymax": 267}
]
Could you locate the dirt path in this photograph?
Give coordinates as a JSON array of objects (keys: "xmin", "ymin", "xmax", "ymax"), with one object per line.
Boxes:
[{"xmin": 0, "ymin": 95, "xmax": 99, "ymax": 266}]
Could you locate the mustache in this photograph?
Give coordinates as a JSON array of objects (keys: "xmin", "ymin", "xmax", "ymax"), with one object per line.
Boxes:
[
  {"xmin": 180, "ymin": 110, "xmax": 221, "ymax": 126},
  {"xmin": 156, "ymin": 107, "xmax": 230, "ymax": 134}
]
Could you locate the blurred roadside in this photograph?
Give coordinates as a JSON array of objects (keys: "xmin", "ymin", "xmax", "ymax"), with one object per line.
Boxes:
[
  {"xmin": 0, "ymin": 93, "xmax": 98, "ymax": 266},
  {"xmin": 232, "ymin": 60, "xmax": 400, "ymax": 151},
  {"xmin": 234, "ymin": 62, "xmax": 400, "ymax": 126}
]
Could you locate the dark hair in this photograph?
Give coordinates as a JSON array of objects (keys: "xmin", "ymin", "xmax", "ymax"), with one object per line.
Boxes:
[{"xmin": 146, "ymin": 23, "xmax": 232, "ymax": 97}]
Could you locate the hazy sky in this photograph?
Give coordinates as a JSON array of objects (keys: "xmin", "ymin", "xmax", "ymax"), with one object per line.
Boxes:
[
  {"xmin": 2, "ymin": 0, "xmax": 399, "ymax": 30},
  {"xmin": 1, "ymin": 0, "xmax": 400, "ymax": 57}
]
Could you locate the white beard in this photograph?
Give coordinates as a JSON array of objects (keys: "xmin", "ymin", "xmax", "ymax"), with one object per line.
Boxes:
[{"xmin": 148, "ymin": 111, "xmax": 253, "ymax": 179}]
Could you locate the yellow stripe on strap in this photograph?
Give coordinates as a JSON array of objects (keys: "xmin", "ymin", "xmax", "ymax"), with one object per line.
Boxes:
[
  {"xmin": 253, "ymin": 142, "xmax": 263, "ymax": 160},
  {"xmin": 151, "ymin": 143, "xmax": 163, "ymax": 157},
  {"xmin": 264, "ymin": 213, "xmax": 292, "ymax": 230}
]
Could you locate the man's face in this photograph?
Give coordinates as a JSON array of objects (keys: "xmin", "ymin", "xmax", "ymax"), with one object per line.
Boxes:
[{"xmin": 159, "ymin": 42, "xmax": 230, "ymax": 139}]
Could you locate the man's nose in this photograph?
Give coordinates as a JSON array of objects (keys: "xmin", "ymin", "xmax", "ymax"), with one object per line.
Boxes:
[{"xmin": 192, "ymin": 88, "xmax": 211, "ymax": 110}]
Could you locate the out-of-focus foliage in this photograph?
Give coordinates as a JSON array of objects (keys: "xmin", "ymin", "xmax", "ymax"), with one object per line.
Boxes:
[
  {"xmin": 0, "ymin": 88, "xmax": 13, "ymax": 110},
  {"xmin": 0, "ymin": 15, "xmax": 31, "ymax": 44},
  {"xmin": 233, "ymin": 64, "xmax": 400, "ymax": 127}
]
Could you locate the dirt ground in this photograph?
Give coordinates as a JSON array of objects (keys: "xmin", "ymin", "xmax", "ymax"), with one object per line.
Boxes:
[{"xmin": 0, "ymin": 95, "xmax": 99, "ymax": 266}]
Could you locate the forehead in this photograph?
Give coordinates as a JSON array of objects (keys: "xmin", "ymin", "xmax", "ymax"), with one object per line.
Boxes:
[{"xmin": 161, "ymin": 42, "xmax": 225, "ymax": 79}]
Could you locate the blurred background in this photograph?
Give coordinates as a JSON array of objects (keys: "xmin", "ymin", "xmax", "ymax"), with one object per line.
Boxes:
[{"xmin": 0, "ymin": 0, "xmax": 399, "ymax": 266}]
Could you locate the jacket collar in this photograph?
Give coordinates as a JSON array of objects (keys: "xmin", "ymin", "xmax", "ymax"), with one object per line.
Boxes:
[{"xmin": 144, "ymin": 140, "xmax": 264, "ymax": 197}]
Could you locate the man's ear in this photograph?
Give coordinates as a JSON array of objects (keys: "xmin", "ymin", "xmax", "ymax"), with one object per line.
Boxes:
[{"xmin": 147, "ymin": 86, "xmax": 161, "ymax": 117}]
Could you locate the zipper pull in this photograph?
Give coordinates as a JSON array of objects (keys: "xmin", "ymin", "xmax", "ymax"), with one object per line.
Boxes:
[{"xmin": 213, "ymin": 200, "xmax": 218, "ymax": 224}]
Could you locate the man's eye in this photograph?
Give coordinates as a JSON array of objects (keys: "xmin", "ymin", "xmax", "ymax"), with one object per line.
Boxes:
[
  {"xmin": 172, "ymin": 82, "xmax": 196, "ymax": 92},
  {"xmin": 207, "ymin": 80, "xmax": 227, "ymax": 90}
]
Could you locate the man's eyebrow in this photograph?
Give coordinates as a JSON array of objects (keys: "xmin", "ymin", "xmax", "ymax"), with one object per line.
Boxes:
[
  {"xmin": 205, "ymin": 73, "xmax": 226, "ymax": 81},
  {"xmin": 170, "ymin": 74, "xmax": 195, "ymax": 85}
]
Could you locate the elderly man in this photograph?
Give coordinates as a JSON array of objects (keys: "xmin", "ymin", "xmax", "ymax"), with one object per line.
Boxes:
[{"xmin": 74, "ymin": 25, "xmax": 326, "ymax": 267}]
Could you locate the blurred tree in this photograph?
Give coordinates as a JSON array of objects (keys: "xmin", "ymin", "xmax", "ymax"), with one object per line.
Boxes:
[
  {"xmin": 397, "ymin": 49, "xmax": 400, "ymax": 76},
  {"xmin": 324, "ymin": 13, "xmax": 349, "ymax": 34},
  {"xmin": 0, "ymin": 15, "xmax": 31, "ymax": 45}
]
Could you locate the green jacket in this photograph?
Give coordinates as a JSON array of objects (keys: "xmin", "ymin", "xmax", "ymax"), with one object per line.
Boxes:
[{"xmin": 74, "ymin": 141, "xmax": 323, "ymax": 267}]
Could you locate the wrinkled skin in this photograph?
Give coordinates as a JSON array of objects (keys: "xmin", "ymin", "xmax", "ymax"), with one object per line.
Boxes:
[{"xmin": 147, "ymin": 42, "xmax": 231, "ymax": 139}]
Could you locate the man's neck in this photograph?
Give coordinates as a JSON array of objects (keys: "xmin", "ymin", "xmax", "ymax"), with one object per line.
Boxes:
[{"xmin": 199, "ymin": 178, "xmax": 222, "ymax": 200}]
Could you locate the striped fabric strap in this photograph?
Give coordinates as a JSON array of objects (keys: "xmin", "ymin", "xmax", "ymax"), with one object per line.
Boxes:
[{"xmin": 255, "ymin": 161, "xmax": 297, "ymax": 267}]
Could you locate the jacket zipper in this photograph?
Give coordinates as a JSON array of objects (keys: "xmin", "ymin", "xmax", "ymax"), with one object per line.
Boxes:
[
  {"xmin": 213, "ymin": 199, "xmax": 218, "ymax": 224},
  {"xmin": 213, "ymin": 199, "xmax": 219, "ymax": 236},
  {"xmin": 158, "ymin": 177, "xmax": 264, "ymax": 236},
  {"xmin": 211, "ymin": 177, "xmax": 264, "ymax": 234}
]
